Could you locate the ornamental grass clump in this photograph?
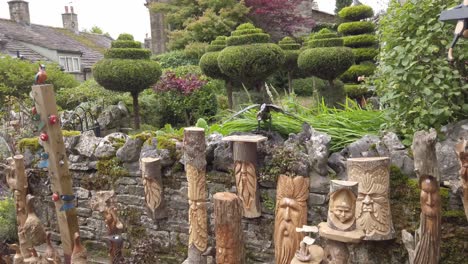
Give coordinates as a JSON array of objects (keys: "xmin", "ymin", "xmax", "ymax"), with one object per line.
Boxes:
[{"xmin": 94, "ymin": 33, "xmax": 161, "ymax": 129}]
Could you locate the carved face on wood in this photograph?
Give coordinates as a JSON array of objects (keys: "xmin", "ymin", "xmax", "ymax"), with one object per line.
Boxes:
[
  {"xmin": 234, "ymin": 161, "xmax": 256, "ymax": 209},
  {"xmin": 420, "ymin": 176, "xmax": 440, "ymax": 218},
  {"xmin": 329, "ymin": 189, "xmax": 355, "ymax": 230},
  {"xmin": 274, "ymin": 175, "xmax": 309, "ymax": 264}
]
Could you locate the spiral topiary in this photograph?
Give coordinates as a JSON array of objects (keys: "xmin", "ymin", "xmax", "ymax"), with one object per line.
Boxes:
[
  {"xmin": 217, "ymin": 23, "xmax": 285, "ymax": 101},
  {"xmin": 298, "ymin": 47, "xmax": 354, "ymax": 82},
  {"xmin": 307, "ymin": 28, "xmax": 344, "ymax": 48},
  {"xmin": 93, "ymin": 33, "xmax": 161, "ymax": 129}
]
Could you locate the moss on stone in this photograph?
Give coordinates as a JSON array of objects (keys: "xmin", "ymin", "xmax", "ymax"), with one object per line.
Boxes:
[
  {"xmin": 96, "ymin": 157, "xmax": 129, "ymax": 187},
  {"xmin": 17, "ymin": 137, "xmax": 40, "ymax": 152},
  {"xmin": 261, "ymin": 192, "xmax": 275, "ymax": 211},
  {"xmin": 62, "ymin": 130, "xmax": 81, "ymax": 137}
]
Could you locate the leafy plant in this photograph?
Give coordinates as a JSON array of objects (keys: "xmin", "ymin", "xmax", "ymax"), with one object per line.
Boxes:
[
  {"xmin": 374, "ymin": 0, "xmax": 468, "ymax": 144},
  {"xmin": 0, "ymin": 198, "xmax": 18, "ymax": 242}
]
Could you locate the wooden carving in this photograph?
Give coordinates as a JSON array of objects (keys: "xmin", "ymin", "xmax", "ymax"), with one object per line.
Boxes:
[
  {"xmin": 189, "ymin": 200, "xmax": 208, "ymax": 252},
  {"xmin": 186, "ymin": 164, "xmax": 207, "ymax": 202},
  {"xmin": 106, "ymin": 235, "xmax": 124, "ymax": 264},
  {"xmin": 347, "ymin": 157, "xmax": 395, "ymax": 240},
  {"xmin": 89, "ymin": 191, "xmax": 123, "ymax": 235},
  {"xmin": 71, "ymin": 232, "xmax": 87, "ymax": 264},
  {"xmin": 234, "ymin": 161, "xmax": 256, "ymax": 210},
  {"xmin": 324, "ymin": 240, "xmax": 348, "ymax": 264},
  {"xmin": 23, "ymin": 194, "xmax": 47, "ymax": 247},
  {"xmin": 327, "ymin": 180, "xmax": 358, "ymax": 232},
  {"xmin": 455, "ymin": 139, "xmax": 468, "ymax": 221},
  {"xmin": 214, "ymin": 192, "xmax": 244, "ymax": 264},
  {"xmin": 140, "ymin": 157, "xmax": 165, "ymax": 220},
  {"xmin": 291, "ymin": 242, "xmax": 325, "ymax": 264},
  {"xmin": 8, "ymin": 244, "xmax": 23, "ymax": 264},
  {"xmin": 45, "ymin": 232, "xmax": 61, "ymax": 264},
  {"xmin": 274, "ymin": 175, "xmax": 309, "ymax": 264},
  {"xmin": 413, "ymin": 175, "xmax": 441, "ymax": 264}
]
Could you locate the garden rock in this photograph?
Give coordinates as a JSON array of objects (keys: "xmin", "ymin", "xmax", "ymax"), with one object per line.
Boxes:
[
  {"xmin": 305, "ymin": 124, "xmax": 331, "ymax": 177},
  {"xmin": 74, "ymin": 131, "xmax": 101, "ymax": 158},
  {"xmin": 97, "ymin": 104, "xmax": 129, "ymax": 131},
  {"xmin": 0, "ymin": 135, "xmax": 12, "ymax": 160},
  {"xmin": 328, "ymin": 152, "xmax": 347, "ymax": 179},
  {"xmin": 341, "ymin": 135, "xmax": 383, "ymax": 158},
  {"xmin": 212, "ymin": 139, "xmax": 232, "ymax": 172},
  {"xmin": 94, "ymin": 138, "xmax": 116, "ymax": 159},
  {"xmin": 206, "ymin": 133, "xmax": 223, "ymax": 165},
  {"xmin": 116, "ymin": 138, "xmax": 144, "ymax": 163}
]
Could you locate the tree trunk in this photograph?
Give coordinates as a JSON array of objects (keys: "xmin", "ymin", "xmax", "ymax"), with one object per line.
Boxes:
[
  {"xmin": 288, "ymin": 71, "xmax": 293, "ymax": 94},
  {"xmin": 183, "ymin": 127, "xmax": 207, "ymax": 264},
  {"xmin": 226, "ymin": 80, "xmax": 233, "ymax": 110},
  {"xmin": 131, "ymin": 92, "xmax": 140, "ymax": 130},
  {"xmin": 214, "ymin": 192, "xmax": 244, "ymax": 264}
]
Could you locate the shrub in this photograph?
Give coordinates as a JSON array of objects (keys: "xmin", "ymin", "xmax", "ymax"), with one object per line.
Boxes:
[
  {"xmin": 352, "ymin": 47, "xmax": 378, "ymax": 63},
  {"xmin": 278, "ymin": 37, "xmax": 301, "ymax": 50},
  {"xmin": 117, "ymin": 33, "xmax": 134, "ymax": 41},
  {"xmin": 200, "ymin": 52, "xmax": 227, "ymax": 80},
  {"xmin": 184, "ymin": 42, "xmax": 209, "ymax": 60},
  {"xmin": 152, "ymin": 50, "xmax": 199, "ymax": 69},
  {"xmin": 344, "ymin": 84, "xmax": 370, "ymax": 98},
  {"xmin": 343, "ymin": 34, "xmax": 377, "ymax": 48},
  {"xmin": 0, "ymin": 198, "xmax": 17, "ymax": 242},
  {"xmin": 292, "ymin": 77, "xmax": 313, "ymax": 96},
  {"xmin": 298, "ymin": 47, "xmax": 354, "ymax": 81},
  {"xmin": 226, "ymin": 34, "xmax": 271, "ymax": 46},
  {"xmin": 338, "ymin": 21, "xmax": 375, "ymax": 35},
  {"xmin": 104, "ymin": 48, "xmax": 152, "ymax": 60},
  {"xmin": 308, "ymin": 38, "xmax": 344, "ymax": 48},
  {"xmin": 339, "ymin": 5, "xmax": 374, "ymax": 21},
  {"xmin": 313, "ymin": 33, "xmax": 340, "ymax": 40},
  {"xmin": 312, "ymin": 22, "xmax": 338, "ymax": 32},
  {"xmin": 340, "ymin": 63, "xmax": 376, "ymax": 83},
  {"xmin": 111, "ymin": 40, "xmax": 142, "ymax": 49},
  {"xmin": 206, "ymin": 36, "xmax": 228, "ymax": 52}
]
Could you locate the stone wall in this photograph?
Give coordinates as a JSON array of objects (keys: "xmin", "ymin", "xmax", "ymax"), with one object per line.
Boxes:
[{"xmin": 21, "ymin": 121, "xmax": 468, "ymax": 263}]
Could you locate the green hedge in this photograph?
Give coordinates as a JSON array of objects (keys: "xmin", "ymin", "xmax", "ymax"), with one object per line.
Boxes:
[
  {"xmin": 152, "ymin": 50, "xmax": 199, "ymax": 68},
  {"xmin": 313, "ymin": 23, "xmax": 338, "ymax": 32},
  {"xmin": 340, "ymin": 63, "xmax": 376, "ymax": 83},
  {"xmin": 231, "ymin": 28, "xmax": 264, "ymax": 36},
  {"xmin": 339, "ymin": 5, "xmax": 374, "ymax": 21},
  {"xmin": 279, "ymin": 37, "xmax": 301, "ymax": 50},
  {"xmin": 93, "ymin": 59, "xmax": 161, "ymax": 93},
  {"xmin": 218, "ymin": 43, "xmax": 285, "ymax": 82},
  {"xmin": 206, "ymin": 36, "xmax": 227, "ymax": 52},
  {"xmin": 308, "ymin": 38, "xmax": 344, "ymax": 48},
  {"xmin": 298, "ymin": 47, "xmax": 354, "ymax": 81},
  {"xmin": 282, "ymin": 50, "xmax": 301, "ymax": 72},
  {"xmin": 199, "ymin": 51, "xmax": 227, "ymax": 80},
  {"xmin": 226, "ymin": 33, "xmax": 270, "ymax": 46},
  {"xmin": 111, "ymin": 40, "xmax": 142, "ymax": 49},
  {"xmin": 313, "ymin": 33, "xmax": 339, "ymax": 40},
  {"xmin": 338, "ymin": 21, "xmax": 375, "ymax": 35},
  {"xmin": 105, "ymin": 48, "xmax": 152, "ymax": 60},
  {"xmin": 117, "ymin": 33, "xmax": 134, "ymax": 41},
  {"xmin": 343, "ymin": 34, "xmax": 377, "ymax": 48},
  {"xmin": 344, "ymin": 84, "xmax": 370, "ymax": 97},
  {"xmin": 352, "ymin": 47, "xmax": 379, "ymax": 63}
]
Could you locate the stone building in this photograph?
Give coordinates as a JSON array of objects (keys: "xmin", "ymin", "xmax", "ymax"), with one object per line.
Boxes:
[{"xmin": 0, "ymin": 0, "xmax": 112, "ymax": 81}]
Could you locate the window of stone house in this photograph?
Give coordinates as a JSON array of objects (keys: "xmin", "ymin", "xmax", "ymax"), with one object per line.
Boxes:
[{"xmin": 58, "ymin": 56, "xmax": 81, "ymax": 72}]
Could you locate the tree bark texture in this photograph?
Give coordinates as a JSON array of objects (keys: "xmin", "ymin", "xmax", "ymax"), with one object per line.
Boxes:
[{"xmin": 214, "ymin": 192, "xmax": 244, "ymax": 264}]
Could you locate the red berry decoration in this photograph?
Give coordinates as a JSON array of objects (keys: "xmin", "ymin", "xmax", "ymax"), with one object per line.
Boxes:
[
  {"xmin": 48, "ymin": 115, "xmax": 58, "ymax": 125},
  {"xmin": 32, "ymin": 107, "xmax": 37, "ymax": 115},
  {"xmin": 40, "ymin": 132, "xmax": 49, "ymax": 142},
  {"xmin": 52, "ymin": 193, "xmax": 59, "ymax": 202}
]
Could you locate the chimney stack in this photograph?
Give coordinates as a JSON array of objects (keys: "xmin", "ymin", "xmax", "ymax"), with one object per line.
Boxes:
[
  {"xmin": 8, "ymin": 0, "xmax": 30, "ymax": 25},
  {"xmin": 62, "ymin": 6, "xmax": 79, "ymax": 33}
]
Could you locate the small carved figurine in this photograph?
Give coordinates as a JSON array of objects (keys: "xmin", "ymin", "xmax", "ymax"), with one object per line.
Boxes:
[
  {"xmin": 34, "ymin": 65, "xmax": 47, "ymax": 85},
  {"xmin": 23, "ymin": 195, "xmax": 46, "ymax": 247},
  {"xmin": 71, "ymin": 233, "xmax": 87, "ymax": 264},
  {"xmin": 44, "ymin": 232, "xmax": 61, "ymax": 264},
  {"xmin": 8, "ymin": 244, "xmax": 23, "ymax": 264}
]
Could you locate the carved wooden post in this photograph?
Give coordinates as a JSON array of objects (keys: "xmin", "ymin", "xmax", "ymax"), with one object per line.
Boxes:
[
  {"xmin": 411, "ymin": 129, "xmax": 441, "ymax": 264},
  {"xmin": 222, "ymin": 135, "xmax": 267, "ymax": 218},
  {"xmin": 213, "ymin": 192, "xmax": 244, "ymax": 264},
  {"xmin": 318, "ymin": 180, "xmax": 364, "ymax": 264},
  {"xmin": 184, "ymin": 127, "xmax": 208, "ymax": 264},
  {"xmin": 32, "ymin": 84, "xmax": 79, "ymax": 263},
  {"xmin": 274, "ymin": 175, "xmax": 309, "ymax": 264},
  {"xmin": 455, "ymin": 139, "xmax": 467, "ymax": 221},
  {"xmin": 347, "ymin": 157, "xmax": 395, "ymax": 240},
  {"xmin": 140, "ymin": 157, "xmax": 165, "ymax": 219}
]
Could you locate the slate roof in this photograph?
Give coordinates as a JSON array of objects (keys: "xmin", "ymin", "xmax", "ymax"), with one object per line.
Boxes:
[{"xmin": 0, "ymin": 18, "xmax": 112, "ymax": 68}]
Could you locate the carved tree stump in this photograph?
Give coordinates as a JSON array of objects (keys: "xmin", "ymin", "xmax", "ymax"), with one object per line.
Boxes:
[
  {"xmin": 222, "ymin": 135, "xmax": 266, "ymax": 218},
  {"xmin": 327, "ymin": 180, "xmax": 358, "ymax": 232},
  {"xmin": 184, "ymin": 127, "xmax": 208, "ymax": 264},
  {"xmin": 412, "ymin": 129, "xmax": 440, "ymax": 181},
  {"xmin": 12, "ymin": 155, "xmax": 31, "ymax": 260},
  {"xmin": 213, "ymin": 192, "xmax": 244, "ymax": 264},
  {"xmin": 347, "ymin": 157, "xmax": 395, "ymax": 240},
  {"xmin": 140, "ymin": 157, "xmax": 165, "ymax": 220},
  {"xmin": 455, "ymin": 139, "xmax": 468, "ymax": 221}
]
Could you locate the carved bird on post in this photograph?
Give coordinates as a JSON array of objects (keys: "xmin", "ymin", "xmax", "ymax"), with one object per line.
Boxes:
[
  {"xmin": 34, "ymin": 64, "xmax": 47, "ymax": 85},
  {"xmin": 440, "ymin": 0, "xmax": 468, "ymax": 61},
  {"xmin": 7, "ymin": 244, "xmax": 23, "ymax": 264},
  {"xmin": 44, "ymin": 233, "xmax": 61, "ymax": 264},
  {"xmin": 71, "ymin": 233, "xmax": 87, "ymax": 264},
  {"xmin": 23, "ymin": 195, "xmax": 47, "ymax": 247}
]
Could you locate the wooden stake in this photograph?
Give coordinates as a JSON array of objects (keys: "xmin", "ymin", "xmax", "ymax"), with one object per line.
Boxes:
[
  {"xmin": 213, "ymin": 192, "xmax": 244, "ymax": 264},
  {"xmin": 184, "ymin": 127, "xmax": 207, "ymax": 264},
  {"xmin": 31, "ymin": 84, "xmax": 79, "ymax": 263},
  {"xmin": 140, "ymin": 157, "xmax": 165, "ymax": 220},
  {"xmin": 12, "ymin": 155, "xmax": 31, "ymax": 259},
  {"xmin": 223, "ymin": 135, "xmax": 267, "ymax": 218}
]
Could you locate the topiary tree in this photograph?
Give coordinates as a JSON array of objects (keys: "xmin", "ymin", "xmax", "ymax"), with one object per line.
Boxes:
[
  {"xmin": 338, "ymin": 5, "xmax": 377, "ymax": 102},
  {"xmin": 94, "ymin": 34, "xmax": 161, "ymax": 129},
  {"xmin": 278, "ymin": 37, "xmax": 302, "ymax": 94},
  {"xmin": 298, "ymin": 29, "xmax": 354, "ymax": 106},
  {"xmin": 217, "ymin": 23, "xmax": 285, "ymax": 102}
]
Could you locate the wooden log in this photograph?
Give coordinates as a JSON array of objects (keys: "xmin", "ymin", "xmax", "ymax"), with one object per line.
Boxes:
[
  {"xmin": 140, "ymin": 157, "xmax": 166, "ymax": 220},
  {"xmin": 347, "ymin": 157, "xmax": 395, "ymax": 240},
  {"xmin": 213, "ymin": 192, "xmax": 244, "ymax": 264},
  {"xmin": 327, "ymin": 180, "xmax": 358, "ymax": 232},
  {"xmin": 411, "ymin": 129, "xmax": 441, "ymax": 264},
  {"xmin": 455, "ymin": 139, "xmax": 468, "ymax": 221},
  {"xmin": 183, "ymin": 127, "xmax": 207, "ymax": 264},
  {"xmin": 12, "ymin": 155, "xmax": 31, "ymax": 259},
  {"xmin": 223, "ymin": 135, "xmax": 267, "ymax": 219},
  {"xmin": 31, "ymin": 84, "xmax": 79, "ymax": 264}
]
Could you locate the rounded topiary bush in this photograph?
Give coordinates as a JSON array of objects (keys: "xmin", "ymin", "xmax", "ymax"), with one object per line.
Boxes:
[
  {"xmin": 344, "ymin": 84, "xmax": 370, "ymax": 98},
  {"xmin": 339, "ymin": 5, "xmax": 374, "ymax": 21},
  {"xmin": 200, "ymin": 37, "xmax": 228, "ymax": 80},
  {"xmin": 111, "ymin": 40, "xmax": 142, "ymax": 49},
  {"xmin": 343, "ymin": 34, "xmax": 377, "ymax": 48},
  {"xmin": 307, "ymin": 29, "xmax": 344, "ymax": 48},
  {"xmin": 94, "ymin": 33, "xmax": 161, "ymax": 129},
  {"xmin": 298, "ymin": 47, "xmax": 354, "ymax": 81},
  {"xmin": 206, "ymin": 36, "xmax": 227, "ymax": 52},
  {"xmin": 352, "ymin": 48, "xmax": 379, "ymax": 63},
  {"xmin": 338, "ymin": 21, "xmax": 375, "ymax": 35},
  {"xmin": 340, "ymin": 63, "xmax": 376, "ymax": 83}
]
